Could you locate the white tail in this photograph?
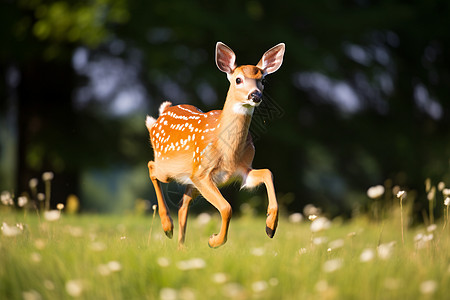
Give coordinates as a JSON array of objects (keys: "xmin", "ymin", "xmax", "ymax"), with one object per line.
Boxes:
[{"xmin": 146, "ymin": 42, "xmax": 285, "ymax": 248}]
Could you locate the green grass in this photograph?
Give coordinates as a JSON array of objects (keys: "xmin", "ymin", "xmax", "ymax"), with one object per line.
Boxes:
[{"xmin": 1, "ymin": 209, "xmax": 449, "ymax": 300}]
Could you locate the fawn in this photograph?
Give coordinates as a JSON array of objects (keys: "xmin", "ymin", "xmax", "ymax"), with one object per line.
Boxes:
[{"xmin": 146, "ymin": 42, "xmax": 285, "ymax": 248}]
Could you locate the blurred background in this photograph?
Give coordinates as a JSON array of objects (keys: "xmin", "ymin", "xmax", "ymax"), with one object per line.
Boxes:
[{"xmin": 1, "ymin": 0, "xmax": 449, "ymax": 219}]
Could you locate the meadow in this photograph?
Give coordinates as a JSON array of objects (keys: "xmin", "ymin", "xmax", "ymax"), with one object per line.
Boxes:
[{"xmin": 1, "ymin": 202, "xmax": 449, "ymax": 300}]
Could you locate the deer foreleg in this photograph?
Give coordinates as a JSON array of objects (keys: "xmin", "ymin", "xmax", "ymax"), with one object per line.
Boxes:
[
  {"xmin": 243, "ymin": 168, "xmax": 278, "ymax": 238},
  {"xmin": 192, "ymin": 177, "xmax": 232, "ymax": 248}
]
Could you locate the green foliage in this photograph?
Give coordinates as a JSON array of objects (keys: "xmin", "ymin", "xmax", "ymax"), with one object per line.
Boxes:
[{"xmin": 1, "ymin": 211, "xmax": 450, "ymax": 299}]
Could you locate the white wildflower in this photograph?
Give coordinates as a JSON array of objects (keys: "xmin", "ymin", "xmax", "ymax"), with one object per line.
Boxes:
[
  {"xmin": 42, "ymin": 172, "xmax": 54, "ymax": 181},
  {"xmin": 427, "ymin": 224, "xmax": 437, "ymax": 232},
  {"xmin": 157, "ymin": 257, "xmax": 171, "ymax": 267},
  {"xmin": 312, "ymin": 236, "xmax": 328, "ymax": 245},
  {"xmin": 22, "ymin": 290, "xmax": 42, "ymax": 300},
  {"xmin": 160, "ymin": 288, "xmax": 177, "ymax": 300},
  {"xmin": 443, "ymin": 188, "xmax": 450, "ymax": 197},
  {"xmin": 311, "ymin": 217, "xmax": 331, "ymax": 232},
  {"xmin": 444, "ymin": 197, "xmax": 450, "ymax": 206},
  {"xmin": 29, "ymin": 178, "xmax": 39, "ymax": 189},
  {"xmin": 360, "ymin": 248, "xmax": 375, "ymax": 262},
  {"xmin": 250, "ymin": 247, "xmax": 265, "ymax": 256},
  {"xmin": 177, "ymin": 258, "xmax": 206, "ymax": 271},
  {"xmin": 323, "ymin": 258, "xmax": 343, "ymax": 273},
  {"xmin": 420, "ymin": 280, "xmax": 437, "ymax": 295},
  {"xmin": 396, "ymin": 190, "xmax": 406, "ymax": 199},
  {"xmin": 288, "ymin": 212, "xmax": 303, "ymax": 223},
  {"xmin": 367, "ymin": 185, "xmax": 385, "ymax": 199},
  {"xmin": 107, "ymin": 261, "xmax": 122, "ymax": 272},
  {"xmin": 57, "ymin": 203, "xmax": 64, "ymax": 210},
  {"xmin": 1, "ymin": 191, "xmax": 13, "ymax": 206},
  {"xmin": 252, "ymin": 281, "xmax": 268, "ymax": 293},
  {"xmin": 437, "ymin": 181, "xmax": 445, "ymax": 191},
  {"xmin": 212, "ymin": 272, "xmax": 228, "ymax": 284},
  {"xmin": 377, "ymin": 241, "xmax": 396, "ymax": 260},
  {"xmin": 196, "ymin": 213, "xmax": 211, "ymax": 226},
  {"xmin": 1, "ymin": 222, "xmax": 22, "ymax": 237},
  {"xmin": 303, "ymin": 204, "xmax": 321, "ymax": 217},
  {"xmin": 65, "ymin": 279, "xmax": 84, "ymax": 297},
  {"xmin": 18, "ymin": 196, "xmax": 28, "ymax": 207},
  {"xmin": 298, "ymin": 248, "xmax": 307, "ymax": 255},
  {"xmin": 44, "ymin": 210, "xmax": 60, "ymax": 222}
]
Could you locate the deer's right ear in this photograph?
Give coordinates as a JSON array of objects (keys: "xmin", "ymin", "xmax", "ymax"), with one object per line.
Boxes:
[{"xmin": 216, "ymin": 42, "xmax": 236, "ymax": 74}]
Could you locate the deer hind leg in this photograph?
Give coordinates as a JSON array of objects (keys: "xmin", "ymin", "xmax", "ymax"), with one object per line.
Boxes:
[
  {"xmin": 192, "ymin": 176, "xmax": 232, "ymax": 248},
  {"xmin": 243, "ymin": 168, "xmax": 279, "ymax": 238},
  {"xmin": 178, "ymin": 185, "xmax": 198, "ymax": 247},
  {"xmin": 148, "ymin": 161, "xmax": 174, "ymax": 238}
]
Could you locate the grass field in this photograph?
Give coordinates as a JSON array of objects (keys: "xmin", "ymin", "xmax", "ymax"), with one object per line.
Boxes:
[{"xmin": 1, "ymin": 207, "xmax": 449, "ymax": 300}]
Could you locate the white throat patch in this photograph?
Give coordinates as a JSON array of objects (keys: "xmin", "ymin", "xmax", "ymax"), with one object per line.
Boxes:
[{"xmin": 232, "ymin": 103, "xmax": 255, "ymax": 115}]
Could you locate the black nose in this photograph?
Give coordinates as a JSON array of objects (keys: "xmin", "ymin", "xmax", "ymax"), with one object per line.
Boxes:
[{"xmin": 250, "ymin": 90, "xmax": 262, "ymax": 103}]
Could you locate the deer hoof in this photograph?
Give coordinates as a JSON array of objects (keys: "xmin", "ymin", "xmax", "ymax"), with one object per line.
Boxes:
[
  {"xmin": 164, "ymin": 229, "xmax": 173, "ymax": 239},
  {"xmin": 265, "ymin": 226, "xmax": 276, "ymax": 238},
  {"xmin": 208, "ymin": 234, "xmax": 226, "ymax": 248}
]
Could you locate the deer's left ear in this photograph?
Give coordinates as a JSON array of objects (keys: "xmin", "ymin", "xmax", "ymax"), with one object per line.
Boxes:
[{"xmin": 257, "ymin": 43, "xmax": 285, "ymax": 75}]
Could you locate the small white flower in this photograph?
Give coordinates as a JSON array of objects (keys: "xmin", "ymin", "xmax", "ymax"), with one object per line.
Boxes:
[
  {"xmin": 420, "ymin": 280, "xmax": 437, "ymax": 295},
  {"xmin": 252, "ymin": 281, "xmax": 268, "ymax": 293},
  {"xmin": 367, "ymin": 185, "xmax": 385, "ymax": 199},
  {"xmin": 444, "ymin": 197, "xmax": 450, "ymax": 206},
  {"xmin": 377, "ymin": 241, "xmax": 396, "ymax": 260},
  {"xmin": 311, "ymin": 217, "xmax": 331, "ymax": 232},
  {"xmin": 160, "ymin": 288, "xmax": 177, "ymax": 300},
  {"xmin": 360, "ymin": 248, "xmax": 375, "ymax": 262},
  {"xmin": 22, "ymin": 290, "xmax": 42, "ymax": 300},
  {"xmin": 57, "ymin": 203, "xmax": 65, "ymax": 210},
  {"xmin": 437, "ymin": 181, "xmax": 445, "ymax": 191},
  {"xmin": 299, "ymin": 248, "xmax": 307, "ymax": 255},
  {"xmin": 427, "ymin": 224, "xmax": 437, "ymax": 232},
  {"xmin": 443, "ymin": 188, "xmax": 450, "ymax": 197},
  {"xmin": 65, "ymin": 279, "xmax": 84, "ymax": 297},
  {"xmin": 212, "ymin": 272, "xmax": 228, "ymax": 284},
  {"xmin": 196, "ymin": 213, "xmax": 211, "ymax": 226},
  {"xmin": 152, "ymin": 204, "xmax": 157, "ymax": 211},
  {"xmin": 250, "ymin": 247, "xmax": 265, "ymax": 256},
  {"xmin": 396, "ymin": 190, "xmax": 406, "ymax": 199},
  {"xmin": 18, "ymin": 196, "xmax": 28, "ymax": 207},
  {"xmin": 177, "ymin": 258, "xmax": 206, "ymax": 271},
  {"xmin": 107, "ymin": 261, "xmax": 122, "ymax": 272},
  {"xmin": 44, "ymin": 210, "xmax": 60, "ymax": 222},
  {"xmin": 1, "ymin": 222, "xmax": 22, "ymax": 237},
  {"xmin": 1, "ymin": 191, "xmax": 13, "ymax": 206},
  {"xmin": 288, "ymin": 213, "xmax": 303, "ymax": 223},
  {"xmin": 42, "ymin": 172, "xmax": 54, "ymax": 181},
  {"xmin": 157, "ymin": 257, "xmax": 171, "ymax": 267},
  {"xmin": 323, "ymin": 259, "xmax": 343, "ymax": 273},
  {"xmin": 29, "ymin": 178, "xmax": 38, "ymax": 189}
]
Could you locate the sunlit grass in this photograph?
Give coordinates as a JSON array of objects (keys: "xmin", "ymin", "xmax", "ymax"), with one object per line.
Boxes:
[{"xmin": 1, "ymin": 208, "xmax": 449, "ymax": 300}]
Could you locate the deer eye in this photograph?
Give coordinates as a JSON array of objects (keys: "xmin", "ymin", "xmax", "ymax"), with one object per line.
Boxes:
[{"xmin": 236, "ymin": 77, "xmax": 243, "ymax": 85}]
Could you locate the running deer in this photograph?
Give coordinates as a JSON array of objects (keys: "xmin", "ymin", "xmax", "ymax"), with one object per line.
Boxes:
[{"xmin": 146, "ymin": 42, "xmax": 285, "ymax": 248}]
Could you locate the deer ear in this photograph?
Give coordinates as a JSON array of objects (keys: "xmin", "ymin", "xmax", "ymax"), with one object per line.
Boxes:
[
  {"xmin": 216, "ymin": 42, "xmax": 236, "ymax": 74},
  {"xmin": 257, "ymin": 43, "xmax": 285, "ymax": 75}
]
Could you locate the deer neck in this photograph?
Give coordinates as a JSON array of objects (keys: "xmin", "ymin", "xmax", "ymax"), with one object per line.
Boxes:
[{"xmin": 216, "ymin": 90, "xmax": 254, "ymax": 166}]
